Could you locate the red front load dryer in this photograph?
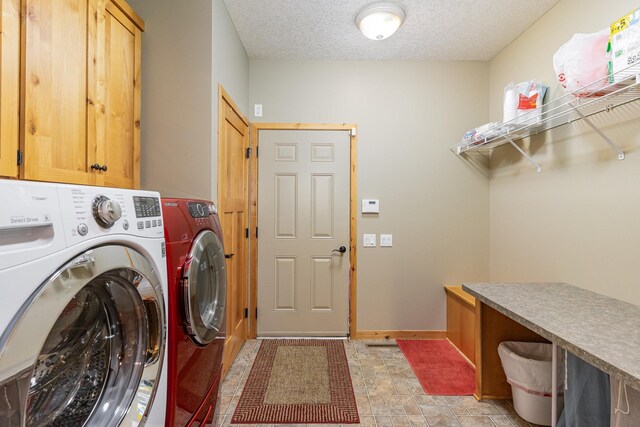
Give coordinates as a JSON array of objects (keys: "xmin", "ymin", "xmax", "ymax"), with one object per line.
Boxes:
[{"xmin": 162, "ymin": 199, "xmax": 226, "ymax": 427}]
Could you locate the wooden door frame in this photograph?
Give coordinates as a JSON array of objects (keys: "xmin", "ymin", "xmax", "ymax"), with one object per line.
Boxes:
[{"xmin": 249, "ymin": 123, "xmax": 358, "ymax": 339}]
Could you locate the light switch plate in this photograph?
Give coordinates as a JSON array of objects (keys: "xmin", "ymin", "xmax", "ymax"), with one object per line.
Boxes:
[
  {"xmin": 254, "ymin": 104, "xmax": 263, "ymax": 117},
  {"xmin": 380, "ymin": 234, "xmax": 392, "ymax": 247},
  {"xmin": 363, "ymin": 234, "xmax": 376, "ymax": 247}
]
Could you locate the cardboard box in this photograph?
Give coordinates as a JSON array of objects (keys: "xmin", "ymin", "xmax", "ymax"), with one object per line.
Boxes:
[{"xmin": 609, "ymin": 7, "xmax": 640, "ymax": 83}]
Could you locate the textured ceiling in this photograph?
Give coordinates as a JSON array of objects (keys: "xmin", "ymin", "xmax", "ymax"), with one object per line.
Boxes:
[{"xmin": 223, "ymin": 0, "xmax": 561, "ymax": 61}]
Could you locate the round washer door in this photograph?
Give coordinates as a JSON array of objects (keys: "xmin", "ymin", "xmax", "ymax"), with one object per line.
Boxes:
[
  {"xmin": 0, "ymin": 245, "xmax": 165, "ymax": 427},
  {"xmin": 183, "ymin": 230, "xmax": 227, "ymax": 345}
]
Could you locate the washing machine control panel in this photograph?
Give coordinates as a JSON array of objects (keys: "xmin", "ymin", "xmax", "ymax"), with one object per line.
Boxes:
[
  {"xmin": 57, "ymin": 185, "xmax": 164, "ymax": 244},
  {"xmin": 133, "ymin": 196, "xmax": 161, "ymax": 218}
]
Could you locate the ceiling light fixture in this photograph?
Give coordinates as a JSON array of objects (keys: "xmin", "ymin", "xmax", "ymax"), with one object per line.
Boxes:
[{"xmin": 355, "ymin": 2, "xmax": 406, "ymax": 41}]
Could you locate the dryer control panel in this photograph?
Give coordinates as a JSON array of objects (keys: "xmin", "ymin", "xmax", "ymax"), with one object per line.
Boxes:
[{"xmin": 187, "ymin": 202, "xmax": 215, "ymax": 218}]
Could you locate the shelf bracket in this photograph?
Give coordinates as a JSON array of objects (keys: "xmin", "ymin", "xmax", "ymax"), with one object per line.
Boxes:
[
  {"xmin": 569, "ymin": 103, "xmax": 625, "ymax": 160},
  {"xmin": 505, "ymin": 135, "xmax": 542, "ymax": 173}
]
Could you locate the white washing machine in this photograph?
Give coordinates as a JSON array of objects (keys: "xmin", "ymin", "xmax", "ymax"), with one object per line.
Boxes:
[{"xmin": 0, "ymin": 180, "xmax": 168, "ymax": 426}]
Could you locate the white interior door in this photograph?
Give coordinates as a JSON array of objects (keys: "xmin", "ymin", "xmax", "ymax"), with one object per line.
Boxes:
[{"xmin": 258, "ymin": 130, "xmax": 350, "ymax": 336}]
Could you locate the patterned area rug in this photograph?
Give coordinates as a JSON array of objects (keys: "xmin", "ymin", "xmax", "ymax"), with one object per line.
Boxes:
[{"xmin": 231, "ymin": 339, "xmax": 360, "ymax": 424}]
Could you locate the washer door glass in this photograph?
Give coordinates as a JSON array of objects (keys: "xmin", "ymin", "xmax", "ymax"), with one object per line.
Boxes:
[
  {"xmin": 183, "ymin": 230, "xmax": 226, "ymax": 345},
  {"xmin": 0, "ymin": 246, "xmax": 165, "ymax": 427}
]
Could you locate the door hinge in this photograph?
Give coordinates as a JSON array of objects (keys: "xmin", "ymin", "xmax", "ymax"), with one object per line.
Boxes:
[
  {"xmin": 255, "ymin": 227, "xmax": 258, "ymax": 238},
  {"xmin": 256, "ymin": 146, "xmax": 259, "ymax": 158},
  {"xmin": 245, "ymin": 147, "xmax": 252, "ymax": 159},
  {"xmin": 255, "ymin": 307, "xmax": 258, "ymax": 319},
  {"xmin": 244, "ymin": 308, "xmax": 248, "ymax": 318},
  {"xmin": 245, "ymin": 228, "xmax": 249, "ymax": 239},
  {"xmin": 17, "ymin": 150, "xmax": 23, "ymax": 166}
]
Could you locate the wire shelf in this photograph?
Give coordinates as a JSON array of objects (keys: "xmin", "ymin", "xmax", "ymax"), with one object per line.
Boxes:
[{"xmin": 452, "ymin": 63, "xmax": 640, "ymax": 170}]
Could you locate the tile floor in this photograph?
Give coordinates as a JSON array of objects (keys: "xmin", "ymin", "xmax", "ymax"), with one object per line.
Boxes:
[{"xmin": 216, "ymin": 339, "xmax": 539, "ymax": 427}]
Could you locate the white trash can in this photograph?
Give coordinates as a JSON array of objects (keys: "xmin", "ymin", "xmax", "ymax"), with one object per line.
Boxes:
[{"xmin": 498, "ymin": 341, "xmax": 564, "ymax": 426}]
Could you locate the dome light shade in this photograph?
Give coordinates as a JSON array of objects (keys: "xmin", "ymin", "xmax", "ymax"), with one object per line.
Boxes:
[{"xmin": 356, "ymin": 3, "xmax": 406, "ymax": 40}]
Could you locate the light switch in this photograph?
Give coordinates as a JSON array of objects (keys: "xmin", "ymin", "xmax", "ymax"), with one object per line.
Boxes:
[
  {"xmin": 254, "ymin": 104, "xmax": 263, "ymax": 117},
  {"xmin": 363, "ymin": 234, "xmax": 376, "ymax": 247},
  {"xmin": 380, "ymin": 234, "xmax": 392, "ymax": 247}
]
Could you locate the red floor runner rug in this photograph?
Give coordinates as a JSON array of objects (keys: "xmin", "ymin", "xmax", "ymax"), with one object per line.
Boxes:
[{"xmin": 397, "ymin": 339, "xmax": 475, "ymax": 395}]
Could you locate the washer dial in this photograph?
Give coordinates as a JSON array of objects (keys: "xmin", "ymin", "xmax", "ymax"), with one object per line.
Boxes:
[{"xmin": 92, "ymin": 196, "xmax": 122, "ymax": 228}]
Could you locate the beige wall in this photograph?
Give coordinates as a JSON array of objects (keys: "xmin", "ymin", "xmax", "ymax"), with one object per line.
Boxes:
[
  {"xmin": 128, "ymin": 0, "xmax": 249, "ymax": 202},
  {"xmin": 488, "ymin": 0, "xmax": 640, "ymax": 304},
  {"xmin": 128, "ymin": 0, "xmax": 214, "ymax": 199},
  {"xmin": 212, "ymin": 0, "xmax": 250, "ymax": 203},
  {"xmin": 249, "ymin": 60, "xmax": 491, "ymax": 330},
  {"xmin": 130, "ymin": 0, "xmax": 640, "ymax": 331}
]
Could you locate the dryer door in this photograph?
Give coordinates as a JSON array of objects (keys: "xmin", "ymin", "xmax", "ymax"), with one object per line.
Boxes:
[
  {"xmin": 0, "ymin": 245, "xmax": 165, "ymax": 427},
  {"xmin": 182, "ymin": 230, "xmax": 227, "ymax": 345}
]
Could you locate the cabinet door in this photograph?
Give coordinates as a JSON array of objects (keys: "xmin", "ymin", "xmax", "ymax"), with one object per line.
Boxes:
[
  {"xmin": 0, "ymin": 0, "xmax": 20, "ymax": 178},
  {"xmin": 99, "ymin": 1, "xmax": 142, "ymax": 189},
  {"xmin": 22, "ymin": 0, "xmax": 100, "ymax": 185}
]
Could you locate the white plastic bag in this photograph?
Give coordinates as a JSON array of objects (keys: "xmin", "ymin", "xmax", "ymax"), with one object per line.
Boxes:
[
  {"xmin": 553, "ymin": 29, "xmax": 610, "ymax": 95},
  {"xmin": 498, "ymin": 341, "xmax": 561, "ymax": 394}
]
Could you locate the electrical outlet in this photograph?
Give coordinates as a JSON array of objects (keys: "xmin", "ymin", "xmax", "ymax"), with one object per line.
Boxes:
[
  {"xmin": 380, "ymin": 234, "xmax": 392, "ymax": 247},
  {"xmin": 363, "ymin": 234, "xmax": 376, "ymax": 247},
  {"xmin": 254, "ymin": 104, "xmax": 263, "ymax": 117}
]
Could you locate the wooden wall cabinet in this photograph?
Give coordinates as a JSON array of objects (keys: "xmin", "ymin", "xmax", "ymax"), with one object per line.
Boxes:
[
  {"xmin": 0, "ymin": 0, "xmax": 20, "ymax": 178},
  {"xmin": 101, "ymin": 0, "xmax": 143, "ymax": 189},
  {"xmin": 19, "ymin": 0, "xmax": 143, "ymax": 188}
]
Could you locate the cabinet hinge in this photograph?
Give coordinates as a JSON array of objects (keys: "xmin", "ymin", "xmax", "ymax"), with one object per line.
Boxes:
[
  {"xmin": 245, "ymin": 228, "xmax": 249, "ymax": 239},
  {"xmin": 245, "ymin": 147, "xmax": 252, "ymax": 159},
  {"xmin": 17, "ymin": 150, "xmax": 23, "ymax": 166},
  {"xmin": 244, "ymin": 308, "xmax": 248, "ymax": 318}
]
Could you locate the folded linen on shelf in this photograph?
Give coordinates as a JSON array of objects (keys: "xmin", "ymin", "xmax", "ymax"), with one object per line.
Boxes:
[{"xmin": 462, "ymin": 122, "xmax": 500, "ymax": 144}]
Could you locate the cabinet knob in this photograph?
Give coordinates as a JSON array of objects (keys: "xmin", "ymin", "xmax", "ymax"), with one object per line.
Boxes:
[{"xmin": 90, "ymin": 164, "xmax": 108, "ymax": 172}]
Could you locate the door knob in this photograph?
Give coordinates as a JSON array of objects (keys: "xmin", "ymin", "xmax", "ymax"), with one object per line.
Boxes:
[{"xmin": 332, "ymin": 245, "xmax": 347, "ymax": 254}]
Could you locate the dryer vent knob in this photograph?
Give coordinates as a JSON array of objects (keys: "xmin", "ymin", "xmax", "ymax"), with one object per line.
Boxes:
[{"xmin": 93, "ymin": 195, "xmax": 122, "ymax": 228}]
